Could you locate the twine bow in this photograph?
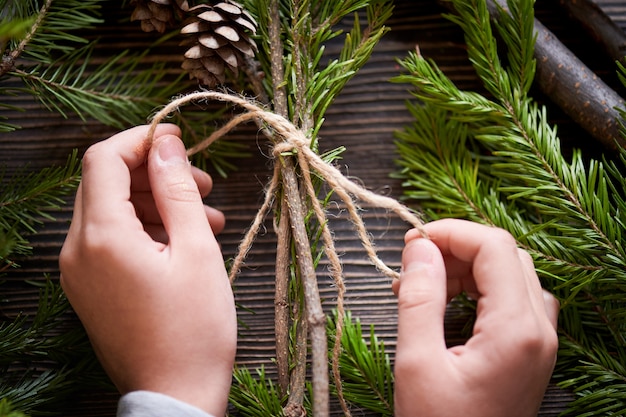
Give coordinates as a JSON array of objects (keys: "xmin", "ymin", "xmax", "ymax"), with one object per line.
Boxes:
[{"xmin": 148, "ymin": 90, "xmax": 425, "ymax": 280}]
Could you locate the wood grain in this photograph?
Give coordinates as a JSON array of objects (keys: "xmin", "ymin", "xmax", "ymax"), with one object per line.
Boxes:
[{"xmin": 2, "ymin": 0, "xmax": 625, "ymax": 414}]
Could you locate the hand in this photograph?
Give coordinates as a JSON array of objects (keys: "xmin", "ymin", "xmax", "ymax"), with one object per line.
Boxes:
[
  {"xmin": 59, "ymin": 125, "xmax": 236, "ymax": 416},
  {"xmin": 392, "ymin": 219, "xmax": 559, "ymax": 417}
]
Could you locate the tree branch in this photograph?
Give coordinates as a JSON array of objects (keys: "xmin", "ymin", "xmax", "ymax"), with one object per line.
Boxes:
[
  {"xmin": 0, "ymin": 0, "xmax": 53, "ymax": 76},
  {"xmin": 439, "ymin": 0, "xmax": 626, "ymax": 149}
]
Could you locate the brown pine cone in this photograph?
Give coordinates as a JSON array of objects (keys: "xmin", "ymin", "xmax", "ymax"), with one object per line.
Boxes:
[
  {"xmin": 130, "ymin": 0, "xmax": 189, "ymax": 33},
  {"xmin": 180, "ymin": 1, "xmax": 257, "ymax": 87}
]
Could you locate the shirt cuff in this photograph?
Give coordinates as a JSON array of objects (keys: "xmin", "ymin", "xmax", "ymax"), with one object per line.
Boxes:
[{"xmin": 117, "ymin": 391, "xmax": 215, "ymax": 417}]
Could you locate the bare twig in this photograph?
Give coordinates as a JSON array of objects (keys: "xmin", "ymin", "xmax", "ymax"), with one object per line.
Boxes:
[
  {"xmin": 284, "ymin": 313, "xmax": 308, "ymax": 417},
  {"xmin": 269, "ymin": 0, "xmax": 288, "ymax": 118},
  {"xmin": 297, "ymin": 149, "xmax": 351, "ymax": 416},
  {"xmin": 281, "ymin": 155, "xmax": 329, "ymax": 417},
  {"xmin": 274, "ymin": 195, "xmax": 291, "ymax": 396},
  {"xmin": 268, "ymin": 0, "xmax": 293, "ymax": 401}
]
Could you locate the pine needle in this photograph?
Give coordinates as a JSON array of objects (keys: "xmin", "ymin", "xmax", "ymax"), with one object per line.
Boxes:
[{"xmin": 393, "ymin": 1, "xmax": 626, "ymax": 415}]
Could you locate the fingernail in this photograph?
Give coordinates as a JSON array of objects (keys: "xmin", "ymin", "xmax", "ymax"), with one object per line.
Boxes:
[
  {"xmin": 157, "ymin": 136, "xmax": 188, "ymax": 166},
  {"xmin": 402, "ymin": 238, "xmax": 435, "ymax": 273}
]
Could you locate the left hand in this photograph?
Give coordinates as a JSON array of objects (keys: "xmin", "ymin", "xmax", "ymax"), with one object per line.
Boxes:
[{"xmin": 60, "ymin": 125, "xmax": 236, "ymax": 416}]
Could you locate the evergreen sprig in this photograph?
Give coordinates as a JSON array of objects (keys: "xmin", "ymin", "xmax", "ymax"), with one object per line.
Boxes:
[
  {"xmin": 225, "ymin": 1, "xmax": 395, "ymax": 414},
  {"xmin": 393, "ymin": 0, "xmax": 626, "ymax": 415},
  {"xmin": 229, "ymin": 312, "xmax": 394, "ymax": 416},
  {"xmin": 242, "ymin": 0, "xmax": 392, "ymax": 138},
  {"xmin": 0, "ymin": 0, "xmax": 103, "ymax": 65},
  {"xmin": 14, "ymin": 43, "xmax": 181, "ymax": 129},
  {"xmin": 0, "ymin": 279, "xmax": 99, "ymax": 416},
  {"xmin": 2, "ymin": 0, "xmax": 244, "ymax": 170},
  {"xmin": 327, "ymin": 311, "xmax": 394, "ymax": 416},
  {"xmin": 0, "ymin": 151, "xmax": 81, "ymax": 264},
  {"xmin": 229, "ymin": 366, "xmax": 287, "ymax": 416}
]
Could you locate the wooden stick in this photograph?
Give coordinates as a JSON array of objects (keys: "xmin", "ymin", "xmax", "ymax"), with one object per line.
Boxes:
[
  {"xmin": 531, "ymin": 15, "xmax": 626, "ymax": 149},
  {"xmin": 439, "ymin": 0, "xmax": 626, "ymax": 149},
  {"xmin": 558, "ymin": 0, "xmax": 626, "ymax": 64},
  {"xmin": 268, "ymin": 0, "xmax": 292, "ymax": 400},
  {"xmin": 281, "ymin": 155, "xmax": 330, "ymax": 417},
  {"xmin": 284, "ymin": 308, "xmax": 308, "ymax": 417},
  {"xmin": 274, "ymin": 183, "xmax": 291, "ymax": 397},
  {"xmin": 489, "ymin": 0, "xmax": 626, "ymax": 149}
]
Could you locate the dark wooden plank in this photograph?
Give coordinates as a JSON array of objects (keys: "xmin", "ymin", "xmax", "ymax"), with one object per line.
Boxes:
[{"xmin": 3, "ymin": 0, "xmax": 626, "ymax": 415}]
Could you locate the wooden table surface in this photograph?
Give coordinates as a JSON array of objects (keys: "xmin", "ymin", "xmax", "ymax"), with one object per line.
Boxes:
[{"xmin": 2, "ymin": 0, "xmax": 625, "ymax": 415}]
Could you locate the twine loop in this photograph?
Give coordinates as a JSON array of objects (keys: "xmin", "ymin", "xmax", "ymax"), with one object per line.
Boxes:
[{"xmin": 147, "ymin": 90, "xmax": 426, "ymax": 283}]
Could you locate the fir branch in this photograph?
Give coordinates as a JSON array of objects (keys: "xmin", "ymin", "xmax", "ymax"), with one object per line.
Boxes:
[
  {"xmin": 0, "ymin": 0, "xmax": 53, "ymax": 75},
  {"xmin": 0, "ymin": 0, "xmax": 103, "ymax": 72},
  {"xmin": 229, "ymin": 366, "xmax": 287, "ymax": 416},
  {"xmin": 12, "ymin": 43, "xmax": 181, "ymax": 129},
  {"xmin": 328, "ymin": 311, "xmax": 394, "ymax": 416},
  {"xmin": 234, "ymin": 1, "xmax": 394, "ymax": 414},
  {"xmin": 0, "ymin": 150, "xmax": 80, "ymax": 264},
  {"xmin": 393, "ymin": 0, "xmax": 626, "ymax": 415},
  {"xmin": 204, "ymin": 1, "xmax": 395, "ymax": 414},
  {"xmin": 0, "ymin": 280, "xmax": 98, "ymax": 416},
  {"xmin": 308, "ymin": 1, "xmax": 392, "ymax": 136}
]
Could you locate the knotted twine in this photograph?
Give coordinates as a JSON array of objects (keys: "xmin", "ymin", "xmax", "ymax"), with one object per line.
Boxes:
[{"xmin": 146, "ymin": 90, "xmax": 426, "ymax": 415}]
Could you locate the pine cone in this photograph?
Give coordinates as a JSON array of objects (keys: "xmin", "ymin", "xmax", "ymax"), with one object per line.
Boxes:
[
  {"xmin": 131, "ymin": 0, "xmax": 189, "ymax": 33},
  {"xmin": 180, "ymin": 1, "xmax": 257, "ymax": 87}
]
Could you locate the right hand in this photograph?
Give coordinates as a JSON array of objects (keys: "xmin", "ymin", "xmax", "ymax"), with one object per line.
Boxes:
[{"xmin": 393, "ymin": 219, "xmax": 559, "ymax": 417}]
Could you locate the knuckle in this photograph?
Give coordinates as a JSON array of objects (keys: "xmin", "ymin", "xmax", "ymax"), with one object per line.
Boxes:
[
  {"xmin": 80, "ymin": 142, "xmax": 104, "ymax": 169},
  {"xmin": 164, "ymin": 176, "xmax": 201, "ymax": 203},
  {"xmin": 517, "ymin": 248, "xmax": 534, "ymax": 265},
  {"xmin": 488, "ymin": 227, "xmax": 518, "ymax": 247},
  {"xmin": 513, "ymin": 318, "xmax": 559, "ymax": 358},
  {"xmin": 543, "ymin": 324, "xmax": 560, "ymax": 356}
]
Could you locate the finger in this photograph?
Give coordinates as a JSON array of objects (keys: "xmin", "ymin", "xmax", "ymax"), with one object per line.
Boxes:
[
  {"xmin": 206, "ymin": 206, "xmax": 226, "ymax": 234},
  {"xmin": 80, "ymin": 124, "xmax": 180, "ymax": 226},
  {"xmin": 423, "ymin": 219, "xmax": 530, "ymax": 311},
  {"xmin": 398, "ymin": 227, "xmax": 477, "ymax": 300},
  {"xmin": 542, "ymin": 290, "xmax": 560, "ymax": 329},
  {"xmin": 59, "ymin": 183, "xmax": 84, "ymax": 268},
  {"xmin": 517, "ymin": 248, "xmax": 547, "ymax": 316},
  {"xmin": 131, "ymin": 164, "xmax": 214, "ymax": 198},
  {"xmin": 396, "ymin": 238, "xmax": 448, "ymax": 362},
  {"xmin": 139, "ymin": 205, "xmax": 225, "ymax": 244},
  {"xmin": 147, "ymin": 134, "xmax": 215, "ymax": 248}
]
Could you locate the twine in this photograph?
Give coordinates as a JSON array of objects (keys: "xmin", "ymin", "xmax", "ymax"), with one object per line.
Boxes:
[
  {"xmin": 147, "ymin": 90, "xmax": 426, "ymax": 416},
  {"xmin": 147, "ymin": 90, "xmax": 426, "ymax": 282}
]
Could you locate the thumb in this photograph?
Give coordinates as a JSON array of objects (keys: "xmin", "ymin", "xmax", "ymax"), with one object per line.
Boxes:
[
  {"xmin": 148, "ymin": 134, "xmax": 213, "ymax": 244},
  {"xmin": 396, "ymin": 238, "xmax": 448, "ymax": 360}
]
